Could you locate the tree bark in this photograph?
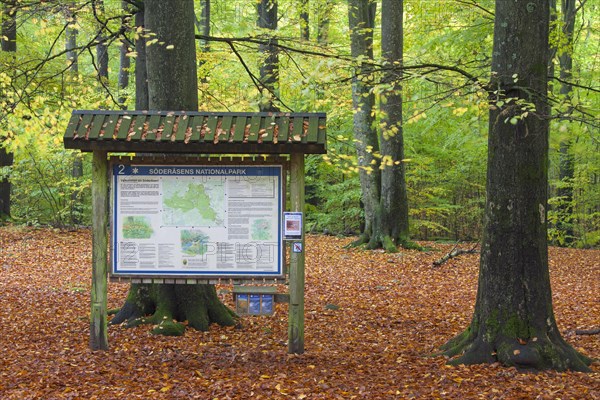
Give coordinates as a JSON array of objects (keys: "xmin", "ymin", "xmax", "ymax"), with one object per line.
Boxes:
[
  {"xmin": 196, "ymin": 0, "xmax": 210, "ymax": 89},
  {"xmin": 65, "ymin": 6, "xmax": 78, "ymax": 73},
  {"xmin": 440, "ymin": 0, "xmax": 591, "ymax": 372},
  {"xmin": 145, "ymin": 0, "xmax": 198, "ymax": 111},
  {"xmin": 376, "ymin": 0, "xmax": 410, "ymax": 250},
  {"xmin": 316, "ymin": 0, "xmax": 331, "ymax": 44},
  {"xmin": 111, "ymin": 0, "xmax": 236, "ymax": 335},
  {"xmin": 348, "ymin": 0, "xmax": 380, "ymax": 246},
  {"xmin": 134, "ymin": 5, "xmax": 148, "ymax": 110},
  {"xmin": 118, "ymin": 0, "xmax": 131, "ymax": 108},
  {"xmin": 1, "ymin": 0, "xmax": 16, "ymax": 52},
  {"xmin": 94, "ymin": 0, "xmax": 109, "ymax": 85},
  {"xmin": 65, "ymin": 5, "xmax": 83, "ymax": 225},
  {"xmin": 0, "ymin": 0, "xmax": 16, "ymax": 220},
  {"xmin": 257, "ymin": 0, "xmax": 280, "ymax": 112},
  {"xmin": 299, "ymin": 0, "xmax": 309, "ymax": 40}
]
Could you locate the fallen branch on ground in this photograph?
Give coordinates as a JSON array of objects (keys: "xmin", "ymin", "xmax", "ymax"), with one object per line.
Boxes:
[
  {"xmin": 433, "ymin": 242, "xmax": 479, "ymax": 267},
  {"xmin": 575, "ymin": 328, "xmax": 600, "ymax": 335}
]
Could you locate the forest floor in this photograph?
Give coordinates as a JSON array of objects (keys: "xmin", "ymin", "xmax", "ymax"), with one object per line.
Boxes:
[{"xmin": 0, "ymin": 226, "xmax": 598, "ymax": 399}]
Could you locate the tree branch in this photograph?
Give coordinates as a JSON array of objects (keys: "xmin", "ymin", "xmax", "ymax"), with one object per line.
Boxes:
[{"xmin": 433, "ymin": 242, "xmax": 479, "ymax": 267}]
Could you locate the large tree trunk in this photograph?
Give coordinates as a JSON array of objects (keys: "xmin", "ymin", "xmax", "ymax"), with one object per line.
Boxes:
[
  {"xmin": 110, "ymin": 0, "xmax": 236, "ymax": 335},
  {"xmin": 145, "ymin": 0, "xmax": 198, "ymax": 110},
  {"xmin": 373, "ymin": 0, "xmax": 410, "ymax": 251},
  {"xmin": 348, "ymin": 0, "xmax": 381, "ymax": 246},
  {"xmin": 257, "ymin": 0, "xmax": 280, "ymax": 112},
  {"xmin": 440, "ymin": 0, "xmax": 591, "ymax": 371},
  {"xmin": 0, "ymin": 0, "xmax": 16, "ymax": 220}
]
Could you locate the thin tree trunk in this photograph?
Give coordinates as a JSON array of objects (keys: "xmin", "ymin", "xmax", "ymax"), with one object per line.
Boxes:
[
  {"xmin": 65, "ymin": 6, "xmax": 78, "ymax": 73},
  {"xmin": 257, "ymin": 0, "xmax": 280, "ymax": 112},
  {"xmin": 556, "ymin": 0, "xmax": 577, "ymax": 245},
  {"xmin": 299, "ymin": 0, "xmax": 309, "ymax": 40},
  {"xmin": 196, "ymin": 0, "xmax": 210, "ymax": 89},
  {"xmin": 118, "ymin": 1, "xmax": 131, "ymax": 108},
  {"xmin": 134, "ymin": 6, "xmax": 148, "ymax": 110},
  {"xmin": 95, "ymin": 0, "xmax": 109, "ymax": 85},
  {"xmin": 441, "ymin": 0, "xmax": 591, "ymax": 372},
  {"xmin": 317, "ymin": 0, "xmax": 331, "ymax": 44},
  {"xmin": 65, "ymin": 4, "xmax": 82, "ymax": 225},
  {"xmin": 348, "ymin": 0, "xmax": 380, "ymax": 245},
  {"xmin": 198, "ymin": 0, "xmax": 210, "ymax": 53}
]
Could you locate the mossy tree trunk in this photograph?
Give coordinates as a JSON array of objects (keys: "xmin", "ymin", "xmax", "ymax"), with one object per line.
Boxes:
[
  {"xmin": 348, "ymin": 0, "xmax": 414, "ymax": 252},
  {"xmin": 371, "ymin": 0, "xmax": 411, "ymax": 252},
  {"xmin": 440, "ymin": 0, "xmax": 591, "ymax": 372},
  {"xmin": 111, "ymin": 0, "xmax": 236, "ymax": 335}
]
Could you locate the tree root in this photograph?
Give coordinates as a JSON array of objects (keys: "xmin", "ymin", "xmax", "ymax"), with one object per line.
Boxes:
[
  {"xmin": 440, "ymin": 327, "xmax": 593, "ymax": 372},
  {"xmin": 345, "ymin": 233, "xmax": 422, "ymax": 253},
  {"xmin": 109, "ymin": 283, "xmax": 237, "ymax": 336},
  {"xmin": 344, "ymin": 233, "xmax": 370, "ymax": 248}
]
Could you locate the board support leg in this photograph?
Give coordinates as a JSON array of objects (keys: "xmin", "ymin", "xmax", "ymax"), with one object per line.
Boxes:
[
  {"xmin": 90, "ymin": 150, "xmax": 109, "ymax": 351},
  {"xmin": 288, "ymin": 152, "xmax": 305, "ymax": 354}
]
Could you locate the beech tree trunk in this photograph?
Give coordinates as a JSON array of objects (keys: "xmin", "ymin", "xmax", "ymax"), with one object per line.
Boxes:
[
  {"xmin": 374, "ymin": 0, "xmax": 410, "ymax": 250},
  {"xmin": 440, "ymin": 0, "xmax": 591, "ymax": 371},
  {"xmin": 110, "ymin": 0, "xmax": 236, "ymax": 335},
  {"xmin": 257, "ymin": 0, "xmax": 280, "ymax": 112},
  {"xmin": 0, "ymin": 0, "xmax": 16, "ymax": 220},
  {"xmin": 348, "ymin": 0, "xmax": 380, "ymax": 245}
]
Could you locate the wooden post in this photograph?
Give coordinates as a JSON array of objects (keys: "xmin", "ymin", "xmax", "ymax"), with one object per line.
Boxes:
[
  {"xmin": 90, "ymin": 150, "xmax": 109, "ymax": 350},
  {"xmin": 288, "ymin": 152, "xmax": 305, "ymax": 354}
]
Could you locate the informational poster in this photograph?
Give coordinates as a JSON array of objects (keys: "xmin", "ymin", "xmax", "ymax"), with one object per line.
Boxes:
[
  {"xmin": 111, "ymin": 164, "xmax": 283, "ymax": 277},
  {"xmin": 283, "ymin": 212, "xmax": 303, "ymax": 240}
]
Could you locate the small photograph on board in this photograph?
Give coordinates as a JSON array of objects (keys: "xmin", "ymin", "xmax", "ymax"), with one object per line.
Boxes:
[{"xmin": 283, "ymin": 212, "xmax": 303, "ymax": 239}]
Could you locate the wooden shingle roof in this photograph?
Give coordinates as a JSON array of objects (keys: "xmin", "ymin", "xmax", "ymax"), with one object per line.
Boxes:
[{"xmin": 63, "ymin": 110, "xmax": 327, "ymax": 154}]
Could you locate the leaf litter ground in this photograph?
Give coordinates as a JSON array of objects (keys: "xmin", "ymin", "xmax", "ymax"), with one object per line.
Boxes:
[{"xmin": 0, "ymin": 227, "xmax": 598, "ymax": 399}]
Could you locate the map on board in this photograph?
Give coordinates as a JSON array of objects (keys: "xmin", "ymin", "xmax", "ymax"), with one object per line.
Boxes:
[
  {"xmin": 112, "ymin": 164, "xmax": 283, "ymax": 277},
  {"xmin": 161, "ymin": 178, "xmax": 225, "ymax": 227}
]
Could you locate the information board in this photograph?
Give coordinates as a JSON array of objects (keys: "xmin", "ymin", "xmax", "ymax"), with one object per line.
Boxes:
[{"xmin": 111, "ymin": 164, "xmax": 283, "ymax": 277}]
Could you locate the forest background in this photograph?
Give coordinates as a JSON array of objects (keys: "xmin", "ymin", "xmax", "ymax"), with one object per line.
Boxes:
[{"xmin": 0, "ymin": 0, "xmax": 598, "ymax": 248}]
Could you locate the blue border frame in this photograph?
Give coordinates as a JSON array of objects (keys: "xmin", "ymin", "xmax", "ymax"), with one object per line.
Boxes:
[{"xmin": 111, "ymin": 164, "xmax": 283, "ymax": 277}]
